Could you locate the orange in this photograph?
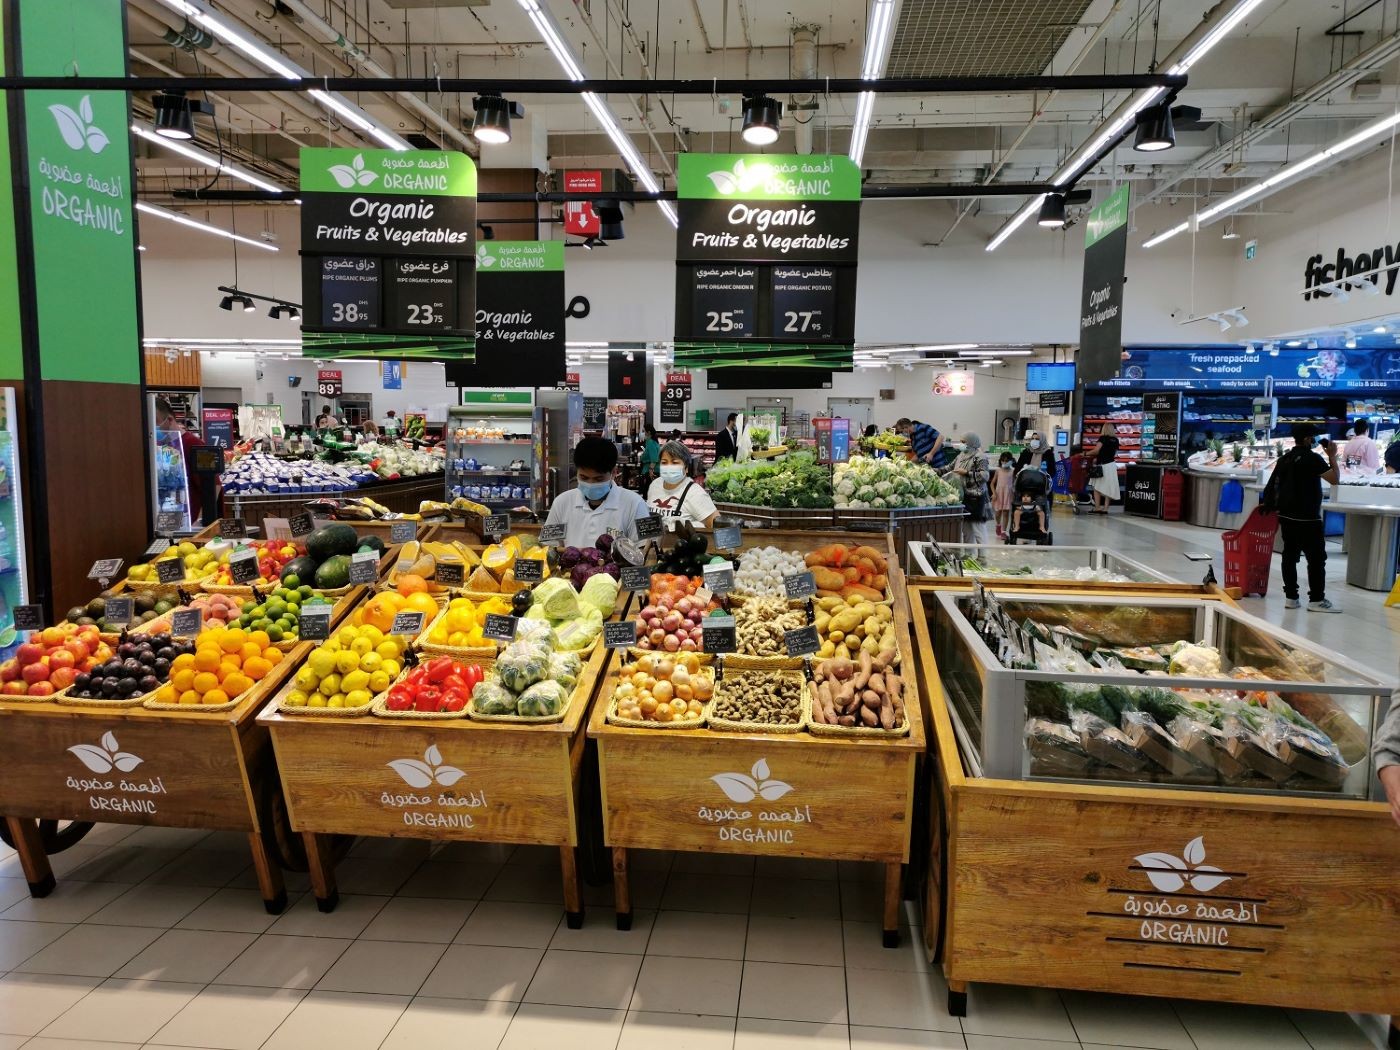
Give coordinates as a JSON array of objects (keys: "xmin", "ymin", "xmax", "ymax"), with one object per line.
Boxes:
[
  {"xmin": 171, "ymin": 668, "xmax": 196, "ymax": 692},
  {"xmin": 178, "ymin": 689, "xmax": 200, "ymax": 705},
  {"xmin": 248, "ymin": 630, "xmax": 271, "ymax": 650},
  {"xmin": 403, "ymin": 592, "xmax": 439, "ymax": 618},
  {"xmin": 239, "ymin": 642, "xmax": 263, "ymax": 663},
  {"xmin": 218, "ymin": 661, "xmax": 241, "ymax": 681},
  {"xmin": 192, "ymin": 671, "xmax": 219, "ymax": 694},
  {"xmin": 262, "ymin": 647, "xmax": 283, "ymax": 666},
  {"xmin": 243, "ymin": 657, "xmax": 272, "ymax": 681},
  {"xmin": 171, "ymin": 653, "xmax": 196, "ymax": 672},
  {"xmin": 361, "ymin": 594, "xmax": 398, "ymax": 633},
  {"xmin": 219, "ymin": 629, "xmax": 246, "ymax": 653},
  {"xmin": 202, "ymin": 688, "xmax": 229, "ymax": 706},
  {"xmin": 193, "ymin": 648, "xmax": 221, "ymax": 673},
  {"xmin": 396, "ymin": 573, "xmax": 429, "ymax": 597},
  {"xmin": 222, "ymin": 672, "xmax": 252, "ymax": 697},
  {"xmin": 154, "ymin": 684, "xmax": 177, "ymax": 703}
]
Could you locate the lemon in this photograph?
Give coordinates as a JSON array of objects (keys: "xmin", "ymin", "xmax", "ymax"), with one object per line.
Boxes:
[
  {"xmin": 308, "ymin": 693, "xmax": 327, "ymax": 707},
  {"xmin": 285, "ymin": 690, "xmax": 308, "ymax": 707},
  {"xmin": 294, "ymin": 667, "xmax": 320, "ymax": 691},
  {"xmin": 320, "ymin": 673, "xmax": 342, "ymax": 695},
  {"xmin": 381, "ymin": 659, "xmax": 401, "ymax": 679},
  {"xmin": 360, "ymin": 625, "xmax": 384, "ymax": 645},
  {"xmin": 359, "ymin": 652, "xmax": 383, "ymax": 674},
  {"xmin": 341, "ymin": 669, "xmax": 371, "ymax": 693},
  {"xmin": 345, "ymin": 689, "xmax": 372, "ymax": 708},
  {"xmin": 308, "ymin": 650, "xmax": 337, "ymax": 677},
  {"xmin": 350, "ymin": 636, "xmax": 374, "ymax": 657},
  {"xmin": 335, "ymin": 650, "xmax": 360, "ymax": 675},
  {"xmin": 328, "ymin": 692, "xmax": 347, "ymax": 707},
  {"xmin": 339, "ymin": 626, "xmax": 359, "ymax": 645},
  {"xmin": 369, "ymin": 670, "xmax": 391, "ymax": 693},
  {"xmin": 322, "ymin": 637, "xmax": 341, "ymax": 653}
]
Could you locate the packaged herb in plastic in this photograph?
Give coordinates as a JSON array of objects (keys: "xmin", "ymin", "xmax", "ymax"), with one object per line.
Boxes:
[
  {"xmin": 1219, "ymin": 703, "xmax": 1294, "ymax": 782},
  {"xmin": 1024, "ymin": 717, "xmax": 1092, "ymax": 777},
  {"xmin": 1121, "ymin": 710, "xmax": 1215, "ymax": 783},
  {"xmin": 1169, "ymin": 714, "xmax": 1248, "ymax": 781},
  {"xmin": 1071, "ymin": 710, "xmax": 1151, "ymax": 774}
]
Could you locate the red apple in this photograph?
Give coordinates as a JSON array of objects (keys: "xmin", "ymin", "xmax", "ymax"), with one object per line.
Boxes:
[
  {"xmin": 15, "ymin": 642, "xmax": 44, "ymax": 666},
  {"xmin": 49, "ymin": 667, "xmax": 77, "ymax": 689},
  {"xmin": 26, "ymin": 681, "xmax": 54, "ymax": 697},
  {"xmin": 0, "ymin": 660, "xmax": 18, "ymax": 682},
  {"xmin": 62, "ymin": 639, "xmax": 90, "ymax": 662},
  {"xmin": 21, "ymin": 662, "xmax": 49, "ymax": 686},
  {"xmin": 48, "ymin": 650, "xmax": 75, "ymax": 671},
  {"xmin": 1, "ymin": 680, "xmax": 26, "ymax": 695}
]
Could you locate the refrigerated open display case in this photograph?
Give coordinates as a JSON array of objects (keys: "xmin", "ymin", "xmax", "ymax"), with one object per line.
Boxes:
[{"xmin": 907, "ymin": 541, "xmax": 1175, "ymax": 585}]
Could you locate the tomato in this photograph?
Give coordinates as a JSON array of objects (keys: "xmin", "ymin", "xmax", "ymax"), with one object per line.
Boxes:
[
  {"xmin": 441, "ymin": 688, "xmax": 468, "ymax": 713},
  {"xmin": 386, "ymin": 685, "xmax": 414, "ymax": 712}
]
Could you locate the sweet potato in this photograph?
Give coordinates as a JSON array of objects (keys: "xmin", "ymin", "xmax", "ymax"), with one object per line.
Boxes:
[
  {"xmin": 840, "ymin": 582, "xmax": 885, "ymax": 603},
  {"xmin": 853, "ymin": 649, "xmax": 873, "ymax": 690},
  {"xmin": 861, "ymin": 689, "xmax": 881, "ymax": 710},
  {"xmin": 871, "ymin": 574, "xmax": 888, "ymax": 592},
  {"xmin": 811, "ymin": 566, "xmax": 846, "ymax": 592},
  {"xmin": 852, "ymin": 545, "xmax": 888, "ymax": 574},
  {"xmin": 860, "ymin": 706, "xmax": 879, "ymax": 727},
  {"xmin": 804, "ymin": 544, "xmax": 849, "ymax": 568},
  {"xmin": 879, "ymin": 696, "xmax": 895, "ymax": 730}
]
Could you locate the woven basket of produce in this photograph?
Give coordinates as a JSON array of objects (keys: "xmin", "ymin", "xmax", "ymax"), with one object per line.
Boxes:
[
  {"xmin": 373, "ymin": 656, "xmax": 491, "ymax": 720},
  {"xmin": 707, "ymin": 670, "xmax": 809, "ymax": 734},
  {"xmin": 143, "ymin": 692, "xmax": 243, "ymax": 713},
  {"xmin": 726, "ymin": 597, "xmax": 807, "ymax": 670},
  {"xmin": 55, "ymin": 686, "xmax": 150, "ymax": 709},
  {"xmin": 807, "ymin": 648, "xmax": 909, "ymax": 737},
  {"xmin": 605, "ymin": 652, "xmax": 713, "ymax": 728}
]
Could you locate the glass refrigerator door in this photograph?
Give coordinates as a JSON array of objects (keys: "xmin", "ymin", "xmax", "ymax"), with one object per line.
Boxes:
[
  {"xmin": 0, "ymin": 388, "xmax": 27, "ymax": 657},
  {"xmin": 152, "ymin": 428, "xmax": 192, "ymax": 530}
]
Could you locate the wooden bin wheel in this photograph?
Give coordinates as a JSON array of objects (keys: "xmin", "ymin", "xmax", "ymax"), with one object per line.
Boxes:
[{"xmin": 0, "ymin": 819, "xmax": 94, "ymax": 855}]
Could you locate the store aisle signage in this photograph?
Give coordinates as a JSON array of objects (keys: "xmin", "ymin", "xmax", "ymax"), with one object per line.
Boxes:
[
  {"xmin": 674, "ymin": 154, "xmax": 859, "ymax": 370},
  {"xmin": 1124, "ymin": 464, "xmax": 1162, "ymax": 517},
  {"xmin": 814, "ymin": 417, "xmax": 850, "ymax": 465},
  {"xmin": 1303, "ymin": 244, "xmax": 1400, "ymax": 299},
  {"xmin": 299, "ymin": 148, "xmax": 476, "ymax": 360},
  {"xmin": 1103, "ymin": 346, "xmax": 1400, "ymax": 392},
  {"xmin": 444, "ymin": 241, "xmax": 565, "ymax": 388},
  {"xmin": 1079, "ymin": 184, "xmax": 1130, "ymax": 387},
  {"xmin": 1141, "ymin": 392, "xmax": 1181, "ymax": 463},
  {"xmin": 317, "ymin": 369, "xmax": 343, "ymax": 398},
  {"xmin": 382, "ymin": 360, "xmax": 403, "ymax": 390},
  {"xmin": 201, "ymin": 408, "xmax": 234, "ymax": 449},
  {"xmin": 1038, "ymin": 391, "xmax": 1070, "ymax": 414}
]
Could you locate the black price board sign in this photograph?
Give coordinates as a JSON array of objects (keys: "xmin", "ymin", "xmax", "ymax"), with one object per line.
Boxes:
[
  {"xmin": 156, "ymin": 510, "xmax": 185, "ymax": 535},
  {"xmin": 220, "ymin": 518, "xmax": 248, "ymax": 540},
  {"xmin": 582, "ymin": 398, "xmax": 607, "ymax": 431},
  {"xmin": 144, "ymin": 539, "xmax": 171, "ymax": 558},
  {"xmin": 171, "ymin": 608, "xmax": 203, "ymax": 637},
  {"xmin": 388, "ymin": 258, "xmax": 457, "ymax": 331},
  {"xmin": 349, "ymin": 551, "xmax": 379, "ymax": 584},
  {"xmin": 770, "ymin": 266, "xmax": 836, "ymax": 341},
  {"xmin": 391, "ymin": 611, "xmax": 426, "ymax": 637},
  {"xmin": 390, "ymin": 521, "xmax": 416, "ymax": 544},
  {"xmin": 88, "ymin": 558, "xmax": 123, "ymax": 581},
  {"xmin": 691, "ymin": 264, "xmax": 759, "ymax": 338},
  {"xmin": 605, "ymin": 621, "xmax": 639, "ymax": 650},
  {"xmin": 783, "ymin": 571, "xmax": 816, "ymax": 600},
  {"xmin": 660, "ymin": 392, "xmax": 685, "ymax": 425},
  {"xmin": 13, "ymin": 605, "xmax": 43, "ymax": 632},
  {"xmin": 784, "ymin": 624, "xmax": 820, "ymax": 657},
  {"xmin": 714, "ymin": 524, "xmax": 742, "ymax": 550},
  {"xmin": 484, "ymin": 513, "xmax": 510, "ymax": 538},
  {"xmin": 103, "ymin": 597, "xmax": 134, "ymax": 626},
  {"xmin": 300, "ymin": 604, "xmax": 332, "ymax": 641},
  {"xmin": 156, "ymin": 558, "xmax": 186, "ymax": 585},
  {"xmin": 288, "ymin": 512, "xmax": 315, "ymax": 538},
  {"xmin": 434, "ymin": 562, "xmax": 466, "ymax": 587},
  {"xmin": 702, "ymin": 560, "xmax": 735, "ymax": 595},
  {"xmin": 620, "ymin": 565, "xmax": 656, "ymax": 592},
  {"xmin": 513, "ymin": 557, "xmax": 544, "ymax": 583},
  {"xmin": 614, "ymin": 536, "xmax": 646, "ymax": 566},
  {"xmin": 483, "ymin": 613, "xmax": 518, "ymax": 642},
  {"xmin": 701, "ymin": 614, "xmax": 737, "ymax": 654},
  {"xmin": 229, "ymin": 548, "xmax": 259, "ymax": 584},
  {"xmin": 1038, "ymin": 390, "xmax": 1069, "ymax": 414},
  {"xmin": 320, "ymin": 256, "xmax": 381, "ymax": 329},
  {"xmin": 539, "ymin": 523, "xmax": 567, "ymax": 546},
  {"xmin": 636, "ymin": 515, "xmax": 663, "ymax": 540},
  {"xmin": 193, "ymin": 447, "xmax": 223, "ymax": 474}
]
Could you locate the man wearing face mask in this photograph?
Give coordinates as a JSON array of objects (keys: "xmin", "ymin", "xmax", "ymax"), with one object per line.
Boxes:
[
  {"xmin": 1260, "ymin": 424, "xmax": 1340, "ymax": 612},
  {"xmin": 544, "ymin": 436, "xmax": 652, "ymax": 549}
]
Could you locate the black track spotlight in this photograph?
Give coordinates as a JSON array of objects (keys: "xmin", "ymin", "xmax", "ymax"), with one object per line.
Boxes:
[
  {"xmin": 471, "ymin": 93, "xmax": 524, "ymax": 145},
  {"xmin": 219, "ymin": 294, "xmax": 236, "ymax": 311},
  {"xmin": 153, "ymin": 90, "xmax": 211, "ymax": 140},
  {"xmin": 1133, "ymin": 101, "xmax": 1175, "ymax": 152},
  {"xmin": 1037, "ymin": 193, "xmax": 1067, "ymax": 228},
  {"xmin": 594, "ymin": 200, "xmax": 625, "ymax": 241},
  {"xmin": 240, "ymin": 295, "xmax": 255, "ymax": 313},
  {"xmin": 287, "ymin": 306, "xmax": 300, "ymax": 321},
  {"xmin": 269, "ymin": 304, "xmax": 283, "ymax": 319},
  {"xmin": 741, "ymin": 94, "xmax": 783, "ymax": 146}
]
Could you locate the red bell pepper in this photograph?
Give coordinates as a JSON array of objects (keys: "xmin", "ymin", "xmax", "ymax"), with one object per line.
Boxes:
[
  {"xmin": 441, "ymin": 688, "xmax": 468, "ymax": 713},
  {"xmin": 424, "ymin": 657, "xmax": 455, "ymax": 684},
  {"xmin": 413, "ymin": 684, "xmax": 441, "ymax": 713},
  {"xmin": 386, "ymin": 685, "xmax": 414, "ymax": 711}
]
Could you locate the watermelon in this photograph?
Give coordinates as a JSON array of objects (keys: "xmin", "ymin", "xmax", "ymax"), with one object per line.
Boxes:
[
  {"xmin": 280, "ymin": 556, "xmax": 318, "ymax": 585},
  {"xmin": 307, "ymin": 523, "xmax": 359, "ymax": 563},
  {"xmin": 314, "ymin": 555, "xmax": 352, "ymax": 589},
  {"xmin": 356, "ymin": 535, "xmax": 386, "ymax": 556}
]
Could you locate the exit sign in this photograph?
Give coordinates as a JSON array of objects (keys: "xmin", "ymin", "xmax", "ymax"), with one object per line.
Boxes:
[{"xmin": 1244, "ymin": 239, "xmax": 1257, "ymax": 261}]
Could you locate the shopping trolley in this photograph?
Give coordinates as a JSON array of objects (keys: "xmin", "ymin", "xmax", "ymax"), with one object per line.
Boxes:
[
  {"xmin": 1052, "ymin": 453, "xmax": 1092, "ymax": 513},
  {"xmin": 1222, "ymin": 507, "xmax": 1278, "ymax": 597}
]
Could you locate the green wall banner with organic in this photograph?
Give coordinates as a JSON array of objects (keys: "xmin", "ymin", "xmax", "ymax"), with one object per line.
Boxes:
[
  {"xmin": 445, "ymin": 241, "xmax": 566, "ymax": 387},
  {"xmin": 18, "ymin": 0, "xmax": 139, "ymax": 384},
  {"xmin": 0, "ymin": 12, "xmax": 22, "ymax": 382},
  {"xmin": 299, "ymin": 147, "xmax": 478, "ymax": 360},
  {"xmin": 674, "ymin": 154, "xmax": 860, "ymax": 371}
]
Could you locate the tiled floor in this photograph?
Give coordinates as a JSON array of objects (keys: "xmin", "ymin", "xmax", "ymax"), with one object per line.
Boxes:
[{"xmin": 0, "ymin": 510, "xmax": 1392, "ymax": 1050}]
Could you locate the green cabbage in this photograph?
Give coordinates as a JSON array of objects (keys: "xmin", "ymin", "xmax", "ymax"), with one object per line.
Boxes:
[
  {"xmin": 579, "ymin": 572, "xmax": 620, "ymax": 616},
  {"xmin": 533, "ymin": 577, "xmax": 581, "ymax": 621},
  {"xmin": 517, "ymin": 679, "xmax": 568, "ymax": 717},
  {"xmin": 553, "ymin": 607, "xmax": 603, "ymax": 651},
  {"xmin": 471, "ymin": 679, "xmax": 517, "ymax": 715}
]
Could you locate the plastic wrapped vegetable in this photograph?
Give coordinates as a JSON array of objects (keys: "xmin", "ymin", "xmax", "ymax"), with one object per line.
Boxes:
[
  {"xmin": 516, "ymin": 617, "xmax": 555, "ymax": 646},
  {"xmin": 471, "ymin": 679, "xmax": 517, "ymax": 715},
  {"xmin": 554, "ymin": 607, "xmax": 603, "ymax": 651},
  {"xmin": 579, "ymin": 571, "xmax": 620, "ymax": 616},
  {"xmin": 1167, "ymin": 641, "xmax": 1223, "ymax": 677},
  {"xmin": 532, "ymin": 577, "xmax": 581, "ymax": 621},
  {"xmin": 548, "ymin": 650, "xmax": 582, "ymax": 690},
  {"xmin": 517, "ymin": 679, "xmax": 568, "ymax": 717},
  {"xmin": 495, "ymin": 640, "xmax": 551, "ymax": 693}
]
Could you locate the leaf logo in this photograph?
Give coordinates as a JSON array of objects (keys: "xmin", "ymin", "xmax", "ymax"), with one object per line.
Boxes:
[
  {"xmin": 1134, "ymin": 836, "xmax": 1231, "ymax": 893},
  {"xmin": 67, "ymin": 731, "xmax": 143, "ymax": 774},
  {"xmin": 328, "ymin": 153, "xmax": 378, "ymax": 189},
  {"xmin": 49, "ymin": 96, "xmax": 109, "ymax": 154},
  {"xmin": 710, "ymin": 758, "xmax": 793, "ymax": 803},
  {"xmin": 388, "ymin": 744, "xmax": 466, "ymax": 788},
  {"xmin": 476, "ymin": 243, "xmax": 496, "ymax": 267}
]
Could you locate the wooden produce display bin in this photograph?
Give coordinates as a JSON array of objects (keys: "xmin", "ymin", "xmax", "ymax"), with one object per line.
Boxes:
[
  {"xmin": 0, "ymin": 587, "xmax": 366, "ymax": 913},
  {"xmin": 259, "ymin": 637, "xmax": 610, "ymax": 925},
  {"xmin": 589, "ymin": 560, "xmax": 922, "ymax": 943},
  {"xmin": 908, "ymin": 580, "xmax": 1400, "ymax": 1044}
]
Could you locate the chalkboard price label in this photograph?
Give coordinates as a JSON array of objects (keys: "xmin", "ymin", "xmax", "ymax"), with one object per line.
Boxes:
[
  {"xmin": 219, "ymin": 518, "xmax": 248, "ymax": 540},
  {"xmin": 103, "ymin": 597, "xmax": 134, "ymax": 626},
  {"xmin": 701, "ymin": 614, "xmax": 737, "ymax": 654},
  {"xmin": 349, "ymin": 551, "xmax": 379, "ymax": 584},
  {"xmin": 604, "ymin": 621, "xmax": 638, "ymax": 650},
  {"xmin": 783, "ymin": 571, "xmax": 817, "ymax": 600},
  {"xmin": 620, "ymin": 565, "xmax": 655, "ymax": 592},
  {"xmin": 171, "ymin": 608, "xmax": 203, "ymax": 637},
  {"xmin": 539, "ymin": 523, "xmax": 567, "ymax": 546},
  {"xmin": 88, "ymin": 558, "xmax": 123, "ymax": 581},
  {"xmin": 391, "ymin": 611, "xmax": 426, "ymax": 637},
  {"xmin": 156, "ymin": 510, "xmax": 185, "ymax": 535},
  {"xmin": 483, "ymin": 613, "xmax": 518, "ymax": 642},
  {"xmin": 156, "ymin": 558, "xmax": 186, "ymax": 585},
  {"xmin": 512, "ymin": 557, "xmax": 544, "ymax": 583},
  {"xmin": 13, "ymin": 605, "xmax": 43, "ymax": 632},
  {"xmin": 702, "ymin": 560, "xmax": 735, "ymax": 596},
  {"xmin": 390, "ymin": 521, "xmax": 416, "ymax": 544},
  {"xmin": 143, "ymin": 538, "xmax": 172, "ymax": 558},
  {"xmin": 636, "ymin": 515, "xmax": 663, "ymax": 540},
  {"xmin": 714, "ymin": 525, "xmax": 742, "ymax": 550},
  {"xmin": 434, "ymin": 562, "xmax": 465, "ymax": 587},
  {"xmin": 484, "ymin": 513, "xmax": 510, "ymax": 538},
  {"xmin": 784, "ymin": 624, "xmax": 820, "ymax": 657},
  {"xmin": 299, "ymin": 604, "xmax": 332, "ymax": 641},
  {"xmin": 229, "ymin": 548, "xmax": 259, "ymax": 584},
  {"xmin": 288, "ymin": 512, "xmax": 315, "ymax": 538}
]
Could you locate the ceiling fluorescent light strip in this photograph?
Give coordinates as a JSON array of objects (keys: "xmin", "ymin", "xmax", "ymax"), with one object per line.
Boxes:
[
  {"xmin": 135, "ymin": 201, "xmax": 278, "ymax": 250},
  {"xmin": 1168, "ymin": 0, "xmax": 1269, "ymax": 73},
  {"xmin": 131, "ymin": 124, "xmax": 282, "ymax": 193},
  {"xmin": 849, "ymin": 0, "xmax": 895, "ymax": 166}
]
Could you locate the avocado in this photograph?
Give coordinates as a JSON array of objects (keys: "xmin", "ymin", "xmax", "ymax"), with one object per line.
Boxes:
[
  {"xmin": 66, "ymin": 606, "xmax": 86, "ymax": 624},
  {"xmin": 86, "ymin": 598, "xmax": 106, "ymax": 617}
]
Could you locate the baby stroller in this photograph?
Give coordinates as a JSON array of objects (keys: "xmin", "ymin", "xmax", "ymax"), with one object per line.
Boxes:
[{"xmin": 1008, "ymin": 464, "xmax": 1054, "ymax": 545}]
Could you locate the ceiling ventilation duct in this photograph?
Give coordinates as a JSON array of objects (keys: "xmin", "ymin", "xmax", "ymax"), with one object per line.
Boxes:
[{"xmin": 790, "ymin": 25, "xmax": 820, "ymax": 155}]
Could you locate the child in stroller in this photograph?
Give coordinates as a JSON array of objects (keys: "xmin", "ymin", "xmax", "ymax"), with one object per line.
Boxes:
[{"xmin": 1008, "ymin": 460, "xmax": 1053, "ymax": 545}]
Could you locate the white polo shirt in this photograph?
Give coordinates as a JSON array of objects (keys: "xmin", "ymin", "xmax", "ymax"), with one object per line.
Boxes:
[{"xmin": 544, "ymin": 484, "xmax": 650, "ymax": 549}]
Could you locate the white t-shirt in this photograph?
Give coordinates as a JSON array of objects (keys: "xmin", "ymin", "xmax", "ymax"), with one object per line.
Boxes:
[
  {"xmin": 646, "ymin": 477, "xmax": 717, "ymax": 527},
  {"xmin": 544, "ymin": 484, "xmax": 650, "ymax": 549}
]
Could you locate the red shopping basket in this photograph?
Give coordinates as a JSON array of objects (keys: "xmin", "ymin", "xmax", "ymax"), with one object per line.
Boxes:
[{"xmin": 1222, "ymin": 508, "xmax": 1278, "ymax": 597}]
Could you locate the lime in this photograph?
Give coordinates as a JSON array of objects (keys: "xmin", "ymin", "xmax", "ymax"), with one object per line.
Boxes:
[{"xmin": 283, "ymin": 574, "xmax": 299, "ymax": 589}]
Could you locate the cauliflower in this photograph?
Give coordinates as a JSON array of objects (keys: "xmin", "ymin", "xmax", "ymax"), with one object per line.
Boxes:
[
  {"xmin": 835, "ymin": 478, "xmax": 856, "ymax": 497},
  {"xmin": 874, "ymin": 481, "xmax": 894, "ymax": 497}
]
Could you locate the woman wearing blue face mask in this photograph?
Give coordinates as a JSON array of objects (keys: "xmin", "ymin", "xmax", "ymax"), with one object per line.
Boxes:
[
  {"xmin": 646, "ymin": 440, "xmax": 718, "ymax": 528},
  {"xmin": 543, "ymin": 436, "xmax": 652, "ymax": 548}
]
